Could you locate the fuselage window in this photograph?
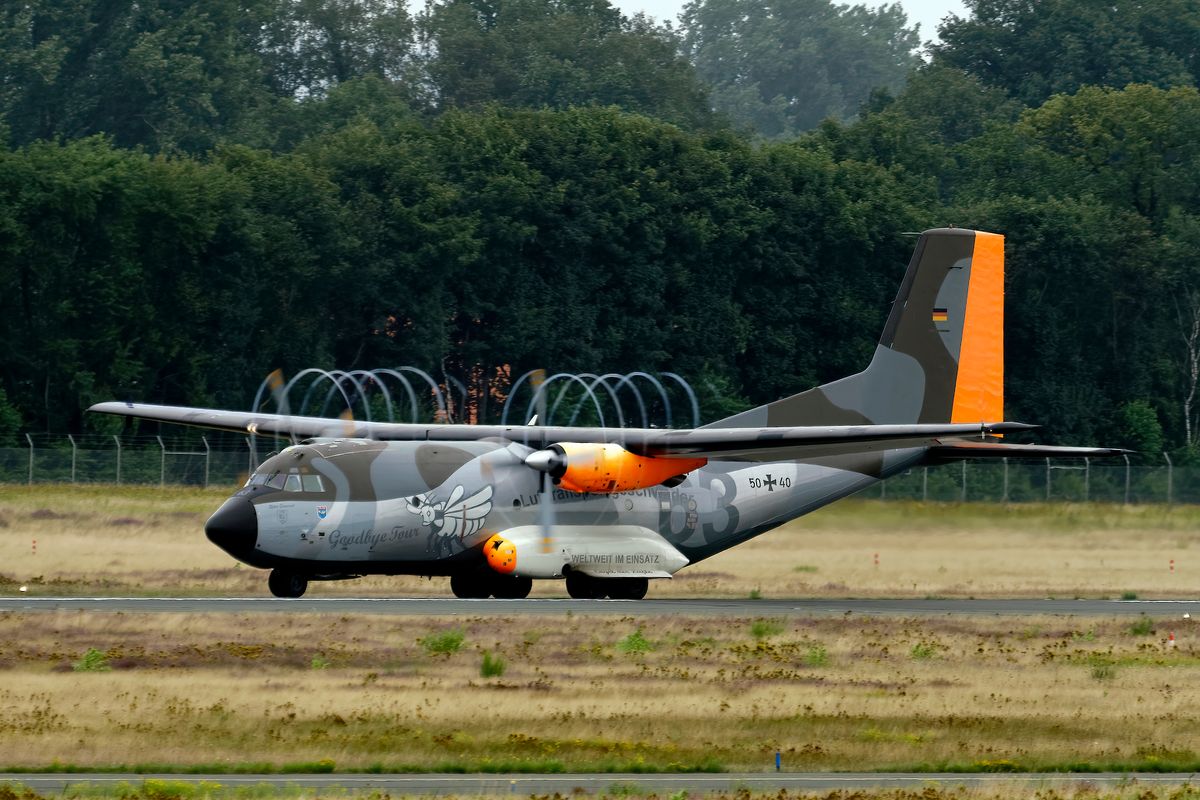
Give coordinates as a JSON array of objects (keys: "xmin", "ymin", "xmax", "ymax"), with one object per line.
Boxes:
[
  {"xmin": 302, "ymin": 474, "xmax": 324, "ymax": 493},
  {"xmin": 284, "ymin": 474, "xmax": 303, "ymax": 492},
  {"xmin": 266, "ymin": 471, "xmax": 286, "ymax": 490}
]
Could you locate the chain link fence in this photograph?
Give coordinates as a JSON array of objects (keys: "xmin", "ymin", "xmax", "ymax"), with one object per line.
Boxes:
[
  {"xmin": 0, "ymin": 435, "xmax": 1194, "ymax": 504},
  {"xmin": 874, "ymin": 456, "xmax": 1189, "ymax": 504},
  {"xmin": 1, "ymin": 434, "xmax": 260, "ymax": 488}
]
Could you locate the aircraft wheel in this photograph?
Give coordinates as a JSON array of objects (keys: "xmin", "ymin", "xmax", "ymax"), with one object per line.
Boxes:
[
  {"xmin": 610, "ymin": 577, "xmax": 648, "ymax": 600},
  {"xmin": 565, "ymin": 571, "xmax": 602, "ymax": 599},
  {"xmin": 268, "ymin": 569, "xmax": 308, "ymax": 598},
  {"xmin": 493, "ymin": 575, "xmax": 533, "ymax": 599},
  {"xmin": 450, "ymin": 573, "xmax": 490, "ymax": 599}
]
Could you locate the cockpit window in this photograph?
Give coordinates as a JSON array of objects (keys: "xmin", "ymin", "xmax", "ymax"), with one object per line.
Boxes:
[{"xmin": 247, "ymin": 452, "xmax": 330, "ymax": 494}]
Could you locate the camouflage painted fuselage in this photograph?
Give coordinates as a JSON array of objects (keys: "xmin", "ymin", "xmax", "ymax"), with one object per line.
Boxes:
[{"xmin": 212, "ymin": 437, "xmax": 924, "ymax": 578}]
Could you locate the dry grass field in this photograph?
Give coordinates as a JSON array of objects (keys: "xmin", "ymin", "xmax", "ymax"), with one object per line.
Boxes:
[
  {"xmin": 4, "ymin": 786, "xmax": 1200, "ymax": 800},
  {"xmin": 0, "ymin": 610, "xmax": 1199, "ymax": 773},
  {"xmin": 3, "ymin": 488, "xmax": 1198, "ymax": 798},
  {"xmin": 2, "ymin": 485, "xmax": 1200, "ymax": 598},
  {"xmin": 5, "ymin": 785, "xmax": 1200, "ymax": 800}
]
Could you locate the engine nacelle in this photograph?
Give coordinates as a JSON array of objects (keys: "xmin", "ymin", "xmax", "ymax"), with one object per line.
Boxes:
[{"xmin": 524, "ymin": 442, "xmax": 706, "ymax": 494}]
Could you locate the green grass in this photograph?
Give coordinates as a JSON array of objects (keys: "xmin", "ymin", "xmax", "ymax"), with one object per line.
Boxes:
[
  {"xmin": 803, "ymin": 643, "xmax": 830, "ymax": 667},
  {"xmin": 805, "ymin": 498, "xmax": 1200, "ymax": 533},
  {"xmin": 909, "ymin": 642, "xmax": 938, "ymax": 661},
  {"xmin": 617, "ymin": 629, "xmax": 653, "ymax": 654},
  {"xmin": 14, "ymin": 485, "xmax": 1200, "ymax": 530},
  {"xmin": 419, "ymin": 629, "xmax": 464, "ymax": 656},
  {"xmin": 1, "ymin": 483, "xmax": 228, "ymax": 508},
  {"xmin": 73, "ymin": 648, "xmax": 110, "ymax": 672},
  {"xmin": 749, "ymin": 619, "xmax": 784, "ymax": 640},
  {"xmin": 1129, "ymin": 615, "xmax": 1154, "ymax": 635},
  {"xmin": 480, "ymin": 651, "xmax": 506, "ymax": 678}
]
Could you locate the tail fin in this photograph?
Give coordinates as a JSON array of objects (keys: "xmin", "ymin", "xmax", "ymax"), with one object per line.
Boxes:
[{"xmin": 713, "ymin": 228, "xmax": 1004, "ymax": 427}]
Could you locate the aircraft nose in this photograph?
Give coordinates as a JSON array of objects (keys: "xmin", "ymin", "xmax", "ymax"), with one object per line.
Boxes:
[{"xmin": 205, "ymin": 496, "xmax": 258, "ymax": 560}]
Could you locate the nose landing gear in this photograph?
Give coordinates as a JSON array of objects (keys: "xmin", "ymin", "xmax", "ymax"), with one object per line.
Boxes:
[{"xmin": 268, "ymin": 569, "xmax": 308, "ymax": 598}]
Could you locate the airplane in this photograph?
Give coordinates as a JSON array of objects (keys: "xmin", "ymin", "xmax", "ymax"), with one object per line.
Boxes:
[{"xmin": 89, "ymin": 228, "xmax": 1123, "ymax": 600}]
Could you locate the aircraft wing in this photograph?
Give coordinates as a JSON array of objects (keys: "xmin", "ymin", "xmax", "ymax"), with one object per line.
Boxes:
[{"xmin": 88, "ymin": 401, "xmax": 1037, "ymax": 461}]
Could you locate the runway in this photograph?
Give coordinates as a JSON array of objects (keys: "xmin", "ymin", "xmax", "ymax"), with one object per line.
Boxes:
[
  {"xmin": 2, "ymin": 596, "xmax": 1199, "ymax": 616},
  {"xmin": 1, "ymin": 772, "xmax": 1197, "ymax": 794}
]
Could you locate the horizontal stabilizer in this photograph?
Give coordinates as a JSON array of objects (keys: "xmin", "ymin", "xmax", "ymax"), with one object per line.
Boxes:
[{"xmin": 924, "ymin": 442, "xmax": 1130, "ymax": 462}]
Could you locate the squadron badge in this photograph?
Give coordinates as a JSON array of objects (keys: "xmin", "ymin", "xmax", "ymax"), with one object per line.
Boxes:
[{"xmin": 406, "ymin": 485, "xmax": 494, "ymax": 557}]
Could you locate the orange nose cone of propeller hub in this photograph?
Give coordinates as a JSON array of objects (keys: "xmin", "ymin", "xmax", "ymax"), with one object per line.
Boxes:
[{"xmin": 484, "ymin": 534, "xmax": 517, "ymax": 574}]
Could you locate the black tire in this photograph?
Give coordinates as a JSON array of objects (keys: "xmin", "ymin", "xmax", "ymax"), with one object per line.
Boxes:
[
  {"xmin": 450, "ymin": 573, "xmax": 491, "ymax": 599},
  {"xmin": 610, "ymin": 577, "xmax": 649, "ymax": 600},
  {"xmin": 268, "ymin": 569, "xmax": 308, "ymax": 598},
  {"xmin": 565, "ymin": 571, "xmax": 601, "ymax": 599},
  {"xmin": 493, "ymin": 575, "xmax": 533, "ymax": 599}
]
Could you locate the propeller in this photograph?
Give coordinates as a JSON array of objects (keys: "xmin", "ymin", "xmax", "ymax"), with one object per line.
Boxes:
[
  {"xmin": 249, "ymin": 368, "xmax": 290, "ymax": 469},
  {"xmin": 529, "ymin": 370, "xmax": 557, "ymax": 561}
]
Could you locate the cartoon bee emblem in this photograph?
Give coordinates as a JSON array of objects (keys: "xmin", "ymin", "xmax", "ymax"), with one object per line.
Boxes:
[{"xmin": 406, "ymin": 485, "xmax": 493, "ymax": 557}]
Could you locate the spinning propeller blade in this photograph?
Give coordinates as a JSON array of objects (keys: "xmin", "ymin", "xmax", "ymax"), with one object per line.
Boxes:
[{"xmin": 530, "ymin": 369, "xmax": 556, "ymax": 558}]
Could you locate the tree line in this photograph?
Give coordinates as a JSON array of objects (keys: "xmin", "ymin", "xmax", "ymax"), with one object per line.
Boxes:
[{"xmin": 2, "ymin": 0, "xmax": 1200, "ymax": 459}]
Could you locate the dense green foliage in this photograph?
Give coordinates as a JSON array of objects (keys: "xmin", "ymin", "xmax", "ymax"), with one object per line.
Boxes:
[
  {"xmin": 934, "ymin": 0, "xmax": 1200, "ymax": 107},
  {"xmin": 2, "ymin": 0, "xmax": 1200, "ymax": 458},
  {"xmin": 682, "ymin": 0, "xmax": 920, "ymax": 137}
]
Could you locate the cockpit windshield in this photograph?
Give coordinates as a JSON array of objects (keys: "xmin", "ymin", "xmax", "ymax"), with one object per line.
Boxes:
[{"xmin": 244, "ymin": 456, "xmax": 329, "ymax": 494}]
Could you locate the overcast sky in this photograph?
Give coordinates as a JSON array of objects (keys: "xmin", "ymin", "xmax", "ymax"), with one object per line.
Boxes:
[{"xmin": 615, "ymin": 0, "xmax": 970, "ymax": 44}]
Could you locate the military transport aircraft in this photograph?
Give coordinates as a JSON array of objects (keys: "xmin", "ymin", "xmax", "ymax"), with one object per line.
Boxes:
[{"xmin": 90, "ymin": 228, "xmax": 1122, "ymax": 599}]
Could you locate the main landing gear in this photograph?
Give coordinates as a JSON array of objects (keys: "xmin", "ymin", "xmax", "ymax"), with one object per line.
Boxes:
[
  {"xmin": 450, "ymin": 572, "xmax": 534, "ymax": 599},
  {"xmin": 268, "ymin": 569, "xmax": 308, "ymax": 598},
  {"xmin": 565, "ymin": 571, "xmax": 648, "ymax": 600}
]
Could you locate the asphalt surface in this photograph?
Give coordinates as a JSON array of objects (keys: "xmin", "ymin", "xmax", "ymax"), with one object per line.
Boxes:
[
  {"xmin": 1, "ymin": 772, "xmax": 1197, "ymax": 794},
  {"xmin": 2, "ymin": 596, "xmax": 1200, "ymax": 616}
]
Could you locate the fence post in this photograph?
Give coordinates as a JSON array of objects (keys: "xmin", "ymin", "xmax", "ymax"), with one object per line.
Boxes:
[
  {"xmin": 961, "ymin": 461, "xmax": 967, "ymax": 502},
  {"xmin": 1045, "ymin": 457, "xmax": 1051, "ymax": 502},
  {"xmin": 113, "ymin": 435, "xmax": 122, "ymax": 485},
  {"xmin": 202, "ymin": 436, "xmax": 211, "ymax": 490},
  {"xmin": 67, "ymin": 434, "xmax": 77, "ymax": 483},
  {"xmin": 922, "ymin": 467, "xmax": 928, "ymax": 502},
  {"xmin": 1123, "ymin": 453, "xmax": 1131, "ymax": 505},
  {"xmin": 156, "ymin": 435, "xmax": 166, "ymax": 487},
  {"xmin": 25, "ymin": 433, "xmax": 33, "ymax": 485},
  {"xmin": 1164, "ymin": 452, "xmax": 1173, "ymax": 504},
  {"xmin": 1002, "ymin": 457, "xmax": 1009, "ymax": 502},
  {"xmin": 245, "ymin": 437, "xmax": 254, "ymax": 477},
  {"xmin": 1084, "ymin": 457, "xmax": 1090, "ymax": 502}
]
